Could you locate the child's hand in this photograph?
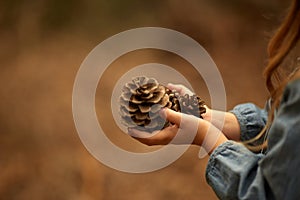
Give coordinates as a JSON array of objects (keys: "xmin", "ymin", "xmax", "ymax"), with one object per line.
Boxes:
[
  {"xmin": 128, "ymin": 108, "xmax": 201, "ymax": 146},
  {"xmin": 167, "ymin": 83, "xmax": 211, "ymax": 120},
  {"xmin": 167, "ymin": 83, "xmax": 194, "ymax": 96},
  {"xmin": 128, "ymin": 108, "xmax": 228, "ymax": 154},
  {"xmin": 128, "ymin": 84, "xmax": 228, "ymax": 153}
]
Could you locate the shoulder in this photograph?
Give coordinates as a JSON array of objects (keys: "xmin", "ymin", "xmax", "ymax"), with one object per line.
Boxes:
[
  {"xmin": 267, "ymin": 78, "xmax": 300, "ymax": 149},
  {"xmin": 281, "ymin": 78, "xmax": 300, "ymax": 105},
  {"xmin": 276, "ymin": 78, "xmax": 300, "ymax": 120}
]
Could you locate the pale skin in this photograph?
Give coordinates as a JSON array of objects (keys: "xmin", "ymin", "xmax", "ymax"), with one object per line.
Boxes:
[{"xmin": 128, "ymin": 83, "xmax": 242, "ymax": 155}]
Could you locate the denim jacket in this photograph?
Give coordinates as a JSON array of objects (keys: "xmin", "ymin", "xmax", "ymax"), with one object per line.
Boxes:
[{"xmin": 206, "ymin": 79, "xmax": 300, "ymax": 200}]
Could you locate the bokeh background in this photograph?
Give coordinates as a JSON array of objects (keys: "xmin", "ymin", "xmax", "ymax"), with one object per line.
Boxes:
[{"xmin": 0, "ymin": 0, "xmax": 291, "ymax": 199}]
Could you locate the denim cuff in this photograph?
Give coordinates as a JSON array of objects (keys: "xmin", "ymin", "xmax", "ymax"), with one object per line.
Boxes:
[{"xmin": 230, "ymin": 103, "xmax": 267, "ymax": 142}]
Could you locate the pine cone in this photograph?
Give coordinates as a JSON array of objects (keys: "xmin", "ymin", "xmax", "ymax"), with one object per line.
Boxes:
[{"xmin": 119, "ymin": 76, "xmax": 206, "ymax": 132}]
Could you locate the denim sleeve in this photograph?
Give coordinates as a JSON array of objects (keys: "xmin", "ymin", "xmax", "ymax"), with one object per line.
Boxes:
[
  {"xmin": 230, "ymin": 103, "xmax": 268, "ymax": 141},
  {"xmin": 206, "ymin": 141, "xmax": 265, "ymax": 200},
  {"xmin": 206, "ymin": 79, "xmax": 300, "ymax": 200}
]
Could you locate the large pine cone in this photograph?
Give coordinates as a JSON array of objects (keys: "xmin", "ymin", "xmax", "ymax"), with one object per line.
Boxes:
[{"xmin": 119, "ymin": 76, "xmax": 206, "ymax": 132}]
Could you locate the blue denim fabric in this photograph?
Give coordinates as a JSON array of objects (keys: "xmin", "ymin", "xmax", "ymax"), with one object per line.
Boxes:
[
  {"xmin": 206, "ymin": 79, "xmax": 300, "ymax": 200},
  {"xmin": 230, "ymin": 103, "xmax": 268, "ymax": 142}
]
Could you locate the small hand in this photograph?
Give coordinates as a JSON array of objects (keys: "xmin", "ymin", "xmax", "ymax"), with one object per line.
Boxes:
[
  {"xmin": 167, "ymin": 83, "xmax": 194, "ymax": 96},
  {"xmin": 167, "ymin": 83, "xmax": 212, "ymax": 120},
  {"xmin": 128, "ymin": 124, "xmax": 180, "ymax": 146},
  {"xmin": 129, "ymin": 108, "xmax": 203, "ymax": 146},
  {"xmin": 128, "ymin": 108, "xmax": 228, "ymax": 154}
]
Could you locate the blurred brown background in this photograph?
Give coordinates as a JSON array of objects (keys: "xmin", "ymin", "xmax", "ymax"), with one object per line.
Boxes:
[{"xmin": 0, "ymin": 0, "xmax": 291, "ymax": 199}]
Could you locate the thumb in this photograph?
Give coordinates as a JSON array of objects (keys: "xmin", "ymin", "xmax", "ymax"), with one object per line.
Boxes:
[{"xmin": 160, "ymin": 108, "xmax": 182, "ymax": 126}]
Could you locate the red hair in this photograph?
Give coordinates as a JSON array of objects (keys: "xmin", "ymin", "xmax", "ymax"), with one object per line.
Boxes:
[{"xmin": 245, "ymin": 0, "xmax": 300, "ymax": 151}]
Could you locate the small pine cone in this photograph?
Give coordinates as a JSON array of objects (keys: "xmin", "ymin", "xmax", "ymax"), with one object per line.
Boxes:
[
  {"xmin": 120, "ymin": 76, "xmax": 206, "ymax": 132},
  {"xmin": 177, "ymin": 94, "xmax": 206, "ymax": 117}
]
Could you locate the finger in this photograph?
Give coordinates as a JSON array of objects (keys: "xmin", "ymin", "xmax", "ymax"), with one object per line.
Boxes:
[
  {"xmin": 132, "ymin": 125, "xmax": 179, "ymax": 146},
  {"xmin": 160, "ymin": 108, "xmax": 182, "ymax": 126},
  {"xmin": 128, "ymin": 128, "xmax": 159, "ymax": 139},
  {"xmin": 128, "ymin": 129, "xmax": 157, "ymax": 146},
  {"xmin": 161, "ymin": 108, "xmax": 200, "ymax": 131},
  {"xmin": 166, "ymin": 83, "xmax": 180, "ymax": 91},
  {"xmin": 128, "ymin": 128, "xmax": 161, "ymax": 146},
  {"xmin": 167, "ymin": 83, "xmax": 184, "ymax": 95},
  {"xmin": 131, "ymin": 135, "xmax": 156, "ymax": 146},
  {"xmin": 167, "ymin": 83, "xmax": 194, "ymax": 96}
]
